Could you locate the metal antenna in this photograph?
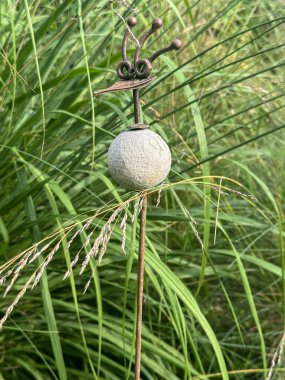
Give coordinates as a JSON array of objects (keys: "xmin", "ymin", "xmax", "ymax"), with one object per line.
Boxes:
[{"xmin": 116, "ymin": 16, "xmax": 182, "ymax": 129}]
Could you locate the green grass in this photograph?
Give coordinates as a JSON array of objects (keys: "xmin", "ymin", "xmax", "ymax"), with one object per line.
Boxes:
[{"xmin": 0, "ymin": 0, "xmax": 285, "ymax": 379}]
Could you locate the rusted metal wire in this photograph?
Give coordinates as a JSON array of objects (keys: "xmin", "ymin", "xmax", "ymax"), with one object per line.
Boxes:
[
  {"xmin": 122, "ymin": 16, "xmax": 137, "ymax": 61},
  {"xmin": 135, "ymin": 194, "xmax": 147, "ymax": 380},
  {"xmin": 133, "ymin": 89, "xmax": 141, "ymax": 123},
  {"xmin": 117, "ymin": 17, "xmax": 181, "ymax": 81},
  {"xmin": 149, "ymin": 38, "xmax": 182, "ymax": 63},
  {"xmin": 134, "ymin": 18, "xmax": 163, "ymax": 65}
]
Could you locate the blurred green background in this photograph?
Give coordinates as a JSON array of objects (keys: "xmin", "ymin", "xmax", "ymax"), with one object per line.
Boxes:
[{"xmin": 0, "ymin": 0, "xmax": 285, "ymax": 379}]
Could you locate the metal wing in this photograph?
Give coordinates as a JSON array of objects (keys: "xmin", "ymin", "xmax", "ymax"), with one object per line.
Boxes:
[{"xmin": 93, "ymin": 76, "xmax": 156, "ymax": 96}]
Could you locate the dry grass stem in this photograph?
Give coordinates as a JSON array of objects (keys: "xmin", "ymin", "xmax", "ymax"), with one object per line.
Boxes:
[
  {"xmin": 120, "ymin": 206, "xmax": 128, "ymax": 255},
  {"xmin": 214, "ymin": 178, "xmax": 223, "ymax": 245},
  {"xmin": 63, "ymin": 213, "xmax": 101, "ymax": 279},
  {"xmin": 0, "ymin": 178, "xmax": 256, "ymax": 330},
  {"xmin": 4, "ymin": 250, "xmax": 33, "ymax": 297},
  {"xmin": 83, "ymin": 266, "xmax": 97, "ymax": 294},
  {"xmin": 80, "ymin": 203, "xmax": 128, "ymax": 274},
  {"xmin": 132, "ymin": 200, "xmax": 139, "ymax": 223},
  {"xmin": 212, "ymin": 186, "xmax": 257, "ymax": 201},
  {"xmin": 112, "ymin": 9, "xmax": 140, "ymax": 48},
  {"xmin": 138, "ymin": 195, "xmax": 145, "ymax": 215},
  {"xmin": 29, "ymin": 242, "xmax": 53, "ymax": 264},
  {"xmin": 120, "ymin": 0, "xmax": 138, "ymax": 15},
  {"xmin": 266, "ymin": 333, "xmax": 285, "ymax": 380},
  {"xmin": 0, "ymin": 269, "xmax": 14, "ymax": 286},
  {"xmin": 0, "ymin": 274, "xmax": 35, "ymax": 331},
  {"xmin": 32, "ymin": 241, "xmax": 62, "ymax": 289},
  {"xmin": 156, "ymin": 184, "xmax": 163, "ymax": 207},
  {"xmin": 0, "ymin": 247, "xmax": 35, "ymax": 290}
]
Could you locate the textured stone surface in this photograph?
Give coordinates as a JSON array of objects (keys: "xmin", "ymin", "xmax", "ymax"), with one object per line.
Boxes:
[{"xmin": 108, "ymin": 129, "xmax": 171, "ymax": 191}]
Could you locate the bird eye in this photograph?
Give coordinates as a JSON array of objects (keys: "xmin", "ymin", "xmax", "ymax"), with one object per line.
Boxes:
[
  {"xmin": 135, "ymin": 59, "xmax": 153, "ymax": 79},
  {"xmin": 116, "ymin": 60, "xmax": 135, "ymax": 80}
]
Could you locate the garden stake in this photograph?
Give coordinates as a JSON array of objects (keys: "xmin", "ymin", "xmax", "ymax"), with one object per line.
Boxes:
[
  {"xmin": 135, "ymin": 194, "xmax": 147, "ymax": 379},
  {"xmin": 94, "ymin": 16, "xmax": 182, "ymax": 379}
]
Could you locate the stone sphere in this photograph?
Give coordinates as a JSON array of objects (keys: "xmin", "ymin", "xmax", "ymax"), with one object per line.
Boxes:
[{"xmin": 107, "ymin": 129, "xmax": 171, "ymax": 191}]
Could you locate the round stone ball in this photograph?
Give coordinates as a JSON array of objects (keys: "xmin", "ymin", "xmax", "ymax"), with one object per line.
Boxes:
[{"xmin": 107, "ymin": 129, "xmax": 171, "ymax": 191}]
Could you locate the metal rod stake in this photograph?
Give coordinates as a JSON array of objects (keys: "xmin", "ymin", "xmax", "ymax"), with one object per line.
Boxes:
[
  {"xmin": 97, "ymin": 16, "xmax": 182, "ymax": 380},
  {"xmin": 133, "ymin": 89, "xmax": 141, "ymax": 124},
  {"xmin": 135, "ymin": 194, "xmax": 147, "ymax": 380}
]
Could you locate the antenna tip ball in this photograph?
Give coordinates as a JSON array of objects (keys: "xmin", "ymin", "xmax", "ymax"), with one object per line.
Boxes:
[
  {"xmin": 127, "ymin": 16, "xmax": 137, "ymax": 27},
  {"xmin": 171, "ymin": 39, "xmax": 182, "ymax": 50},
  {"xmin": 152, "ymin": 18, "xmax": 163, "ymax": 29}
]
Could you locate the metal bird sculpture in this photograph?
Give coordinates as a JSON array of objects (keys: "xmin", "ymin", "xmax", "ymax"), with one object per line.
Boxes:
[{"xmin": 93, "ymin": 16, "xmax": 182, "ymax": 97}]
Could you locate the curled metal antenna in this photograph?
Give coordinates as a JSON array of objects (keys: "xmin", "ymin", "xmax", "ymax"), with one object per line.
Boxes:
[
  {"xmin": 117, "ymin": 17, "xmax": 138, "ymax": 80},
  {"xmin": 116, "ymin": 17, "xmax": 182, "ymax": 80},
  {"xmin": 134, "ymin": 18, "xmax": 163, "ymax": 63},
  {"xmin": 149, "ymin": 39, "xmax": 182, "ymax": 63},
  {"xmin": 95, "ymin": 16, "xmax": 182, "ymax": 123},
  {"xmin": 122, "ymin": 16, "xmax": 137, "ymax": 61}
]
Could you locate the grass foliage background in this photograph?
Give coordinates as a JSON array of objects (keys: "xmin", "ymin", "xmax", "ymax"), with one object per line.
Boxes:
[{"xmin": 0, "ymin": 0, "xmax": 285, "ymax": 379}]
